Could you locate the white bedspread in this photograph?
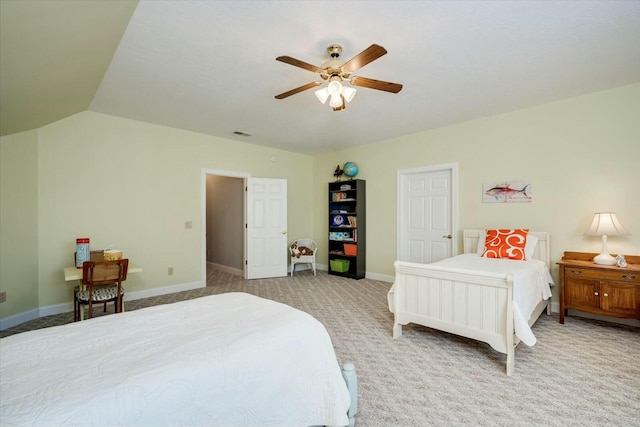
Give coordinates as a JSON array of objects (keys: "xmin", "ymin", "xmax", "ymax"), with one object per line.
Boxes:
[
  {"xmin": 388, "ymin": 254, "xmax": 553, "ymax": 346},
  {"xmin": 1, "ymin": 292, "xmax": 350, "ymax": 427}
]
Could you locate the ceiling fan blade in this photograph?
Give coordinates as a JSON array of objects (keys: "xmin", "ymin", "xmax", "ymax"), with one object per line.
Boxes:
[
  {"xmin": 342, "ymin": 44, "xmax": 388, "ymax": 73},
  {"xmin": 275, "ymin": 81, "xmax": 322, "ymax": 99},
  {"xmin": 276, "ymin": 56, "xmax": 325, "ymax": 74},
  {"xmin": 350, "ymin": 76, "xmax": 403, "ymax": 93}
]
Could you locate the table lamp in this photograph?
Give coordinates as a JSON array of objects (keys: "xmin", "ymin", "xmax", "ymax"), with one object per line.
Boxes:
[{"xmin": 584, "ymin": 212, "xmax": 630, "ymax": 265}]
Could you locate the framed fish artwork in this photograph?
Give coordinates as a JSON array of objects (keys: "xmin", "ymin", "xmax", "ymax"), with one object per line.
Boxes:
[{"xmin": 482, "ymin": 180, "xmax": 532, "ymax": 203}]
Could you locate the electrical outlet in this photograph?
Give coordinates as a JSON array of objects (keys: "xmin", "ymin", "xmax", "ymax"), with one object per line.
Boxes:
[
  {"xmin": 168, "ymin": 267, "xmax": 174, "ymax": 276},
  {"xmin": 0, "ymin": 291, "xmax": 6, "ymax": 303}
]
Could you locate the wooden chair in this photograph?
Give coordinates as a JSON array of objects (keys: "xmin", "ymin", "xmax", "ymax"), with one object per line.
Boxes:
[
  {"xmin": 73, "ymin": 250, "xmax": 110, "ymax": 320},
  {"xmin": 76, "ymin": 259, "xmax": 128, "ymax": 321}
]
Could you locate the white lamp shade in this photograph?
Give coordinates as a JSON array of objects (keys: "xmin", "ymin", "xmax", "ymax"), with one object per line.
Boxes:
[
  {"xmin": 585, "ymin": 212, "xmax": 630, "ymax": 237},
  {"xmin": 329, "ymin": 94, "xmax": 343, "ymax": 108},
  {"xmin": 584, "ymin": 212, "xmax": 630, "ymax": 265},
  {"xmin": 315, "ymin": 87, "xmax": 330, "ymax": 104},
  {"xmin": 342, "ymin": 86, "xmax": 356, "ymax": 103},
  {"xmin": 327, "ymin": 80, "xmax": 342, "ymax": 96}
]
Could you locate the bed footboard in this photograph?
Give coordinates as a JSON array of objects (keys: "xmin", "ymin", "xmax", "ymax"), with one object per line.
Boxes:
[{"xmin": 390, "ymin": 261, "xmax": 517, "ymax": 375}]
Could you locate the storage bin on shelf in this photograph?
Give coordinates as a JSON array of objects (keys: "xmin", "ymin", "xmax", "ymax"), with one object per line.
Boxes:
[
  {"xmin": 330, "ymin": 259, "xmax": 350, "ymax": 273},
  {"xmin": 343, "ymin": 243, "xmax": 357, "ymax": 256}
]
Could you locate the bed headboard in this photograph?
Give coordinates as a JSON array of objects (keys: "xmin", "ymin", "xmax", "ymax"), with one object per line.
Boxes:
[{"xmin": 462, "ymin": 229, "xmax": 551, "ymax": 268}]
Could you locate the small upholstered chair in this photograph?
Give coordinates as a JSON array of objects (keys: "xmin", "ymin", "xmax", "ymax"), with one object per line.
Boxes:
[
  {"xmin": 76, "ymin": 259, "xmax": 128, "ymax": 321},
  {"xmin": 289, "ymin": 239, "xmax": 317, "ymax": 277}
]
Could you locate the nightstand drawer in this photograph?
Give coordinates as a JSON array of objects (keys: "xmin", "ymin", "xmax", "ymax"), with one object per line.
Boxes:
[{"xmin": 565, "ymin": 268, "xmax": 640, "ymax": 284}]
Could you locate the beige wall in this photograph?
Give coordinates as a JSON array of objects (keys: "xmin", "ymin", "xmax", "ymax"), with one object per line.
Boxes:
[
  {"xmin": 0, "ymin": 111, "xmax": 314, "ymax": 319},
  {"xmin": 1, "ymin": 84, "xmax": 639, "ymax": 321},
  {"xmin": 313, "ymin": 83, "xmax": 640, "ymax": 289},
  {"xmin": 0, "ymin": 131, "xmax": 39, "ymax": 316}
]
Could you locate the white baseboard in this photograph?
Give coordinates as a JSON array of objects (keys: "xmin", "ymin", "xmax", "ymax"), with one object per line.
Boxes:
[
  {"xmin": 4, "ymin": 281, "xmax": 637, "ymax": 331},
  {"xmin": 208, "ymin": 262, "xmax": 243, "ymax": 276},
  {"xmin": 290, "ymin": 264, "xmax": 314, "ymax": 274},
  {"xmin": 0, "ymin": 308, "xmax": 41, "ymax": 331},
  {"xmin": 0, "ymin": 280, "xmax": 205, "ymax": 331},
  {"xmin": 123, "ymin": 280, "xmax": 204, "ymax": 301},
  {"xmin": 316, "ymin": 263, "xmax": 394, "ymax": 282},
  {"xmin": 365, "ymin": 271, "xmax": 394, "ymax": 282}
]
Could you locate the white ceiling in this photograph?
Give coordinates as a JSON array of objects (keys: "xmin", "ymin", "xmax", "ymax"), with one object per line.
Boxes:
[{"xmin": 2, "ymin": 1, "xmax": 640, "ymax": 155}]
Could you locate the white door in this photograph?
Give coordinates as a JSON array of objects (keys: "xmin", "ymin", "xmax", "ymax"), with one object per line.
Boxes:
[
  {"xmin": 245, "ymin": 178, "xmax": 288, "ymax": 279},
  {"xmin": 397, "ymin": 164, "xmax": 457, "ymax": 264}
]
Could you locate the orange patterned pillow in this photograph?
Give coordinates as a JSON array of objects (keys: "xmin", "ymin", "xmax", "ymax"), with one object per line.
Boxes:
[{"xmin": 481, "ymin": 229, "xmax": 529, "ymax": 260}]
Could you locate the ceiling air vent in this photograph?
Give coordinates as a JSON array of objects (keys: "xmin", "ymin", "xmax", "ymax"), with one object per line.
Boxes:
[{"xmin": 233, "ymin": 131, "xmax": 251, "ymax": 137}]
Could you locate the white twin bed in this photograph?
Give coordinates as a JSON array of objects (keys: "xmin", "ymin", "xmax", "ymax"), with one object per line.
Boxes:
[
  {"xmin": 388, "ymin": 229, "xmax": 553, "ymax": 375},
  {"xmin": 1, "ymin": 292, "xmax": 357, "ymax": 427}
]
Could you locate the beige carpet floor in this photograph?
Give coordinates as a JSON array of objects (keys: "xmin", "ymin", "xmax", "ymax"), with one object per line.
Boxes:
[{"xmin": 2, "ymin": 266, "xmax": 639, "ymax": 426}]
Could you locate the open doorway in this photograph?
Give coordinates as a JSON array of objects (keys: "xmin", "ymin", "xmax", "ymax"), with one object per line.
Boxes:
[
  {"xmin": 201, "ymin": 170, "xmax": 289, "ymax": 284},
  {"xmin": 202, "ymin": 169, "xmax": 250, "ymax": 283}
]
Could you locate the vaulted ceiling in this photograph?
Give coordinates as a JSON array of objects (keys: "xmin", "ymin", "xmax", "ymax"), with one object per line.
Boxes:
[{"xmin": 1, "ymin": 1, "xmax": 639, "ymax": 154}]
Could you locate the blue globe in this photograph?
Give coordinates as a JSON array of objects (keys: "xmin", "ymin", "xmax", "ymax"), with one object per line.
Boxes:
[{"xmin": 343, "ymin": 162, "xmax": 359, "ymax": 178}]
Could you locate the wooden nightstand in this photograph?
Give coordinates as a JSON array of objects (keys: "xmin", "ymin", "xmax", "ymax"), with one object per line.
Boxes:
[{"xmin": 557, "ymin": 252, "xmax": 640, "ymax": 324}]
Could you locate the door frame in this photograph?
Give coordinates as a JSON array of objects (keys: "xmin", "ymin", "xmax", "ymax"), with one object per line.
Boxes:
[
  {"xmin": 201, "ymin": 168, "xmax": 250, "ymax": 285},
  {"xmin": 396, "ymin": 163, "xmax": 459, "ymax": 261}
]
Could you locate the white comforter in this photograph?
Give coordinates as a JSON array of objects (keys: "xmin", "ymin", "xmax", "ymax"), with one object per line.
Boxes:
[
  {"xmin": 0, "ymin": 292, "xmax": 350, "ymax": 427},
  {"xmin": 388, "ymin": 254, "xmax": 553, "ymax": 346}
]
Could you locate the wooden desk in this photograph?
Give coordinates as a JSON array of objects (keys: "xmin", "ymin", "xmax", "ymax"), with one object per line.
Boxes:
[{"xmin": 64, "ymin": 262, "xmax": 142, "ymax": 281}]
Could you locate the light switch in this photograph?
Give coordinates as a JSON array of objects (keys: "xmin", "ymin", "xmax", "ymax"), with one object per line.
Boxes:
[{"xmin": 185, "ymin": 221, "xmax": 193, "ymax": 229}]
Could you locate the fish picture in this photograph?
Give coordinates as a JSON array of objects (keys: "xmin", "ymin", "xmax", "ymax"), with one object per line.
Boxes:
[{"xmin": 483, "ymin": 180, "xmax": 532, "ymax": 203}]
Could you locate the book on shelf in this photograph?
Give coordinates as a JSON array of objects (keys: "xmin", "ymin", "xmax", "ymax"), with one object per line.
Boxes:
[{"xmin": 331, "ymin": 193, "xmax": 356, "ymax": 202}]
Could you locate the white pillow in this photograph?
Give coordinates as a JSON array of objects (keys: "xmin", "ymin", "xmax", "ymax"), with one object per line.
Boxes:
[
  {"xmin": 524, "ymin": 234, "xmax": 538, "ymax": 260},
  {"xmin": 476, "ymin": 230, "xmax": 538, "ymax": 260},
  {"xmin": 476, "ymin": 230, "xmax": 487, "ymax": 255}
]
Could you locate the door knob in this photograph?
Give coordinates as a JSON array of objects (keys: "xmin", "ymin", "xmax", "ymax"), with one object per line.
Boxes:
[
  {"xmin": 281, "ymin": 231, "xmax": 287, "ymax": 235},
  {"xmin": 442, "ymin": 234, "xmax": 452, "ymax": 239}
]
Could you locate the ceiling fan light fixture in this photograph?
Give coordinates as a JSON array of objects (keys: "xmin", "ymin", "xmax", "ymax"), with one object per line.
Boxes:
[
  {"xmin": 315, "ymin": 87, "xmax": 330, "ymax": 104},
  {"xmin": 329, "ymin": 93, "xmax": 343, "ymax": 108},
  {"xmin": 327, "ymin": 80, "xmax": 342, "ymax": 96},
  {"xmin": 342, "ymin": 85, "xmax": 356, "ymax": 103},
  {"xmin": 275, "ymin": 44, "xmax": 401, "ymax": 110}
]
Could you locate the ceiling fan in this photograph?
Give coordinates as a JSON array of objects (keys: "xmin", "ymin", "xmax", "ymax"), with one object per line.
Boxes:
[{"xmin": 275, "ymin": 43, "xmax": 403, "ymax": 111}]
